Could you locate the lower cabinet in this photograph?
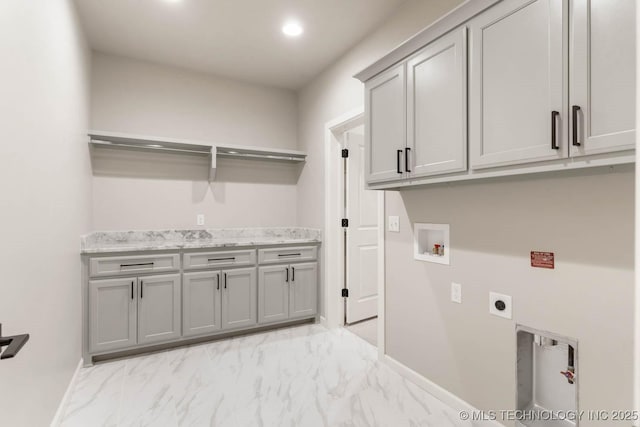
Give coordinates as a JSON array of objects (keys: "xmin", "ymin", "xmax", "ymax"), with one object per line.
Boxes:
[
  {"xmin": 89, "ymin": 277, "xmax": 137, "ymax": 353},
  {"xmin": 89, "ymin": 274, "xmax": 180, "ymax": 352},
  {"xmin": 138, "ymin": 274, "xmax": 181, "ymax": 345},
  {"xmin": 258, "ymin": 262, "xmax": 317, "ymax": 324},
  {"xmin": 183, "ymin": 267, "xmax": 257, "ymax": 336}
]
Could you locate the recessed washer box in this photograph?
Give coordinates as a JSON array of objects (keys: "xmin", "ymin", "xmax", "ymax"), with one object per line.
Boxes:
[{"xmin": 413, "ymin": 223, "xmax": 449, "ymax": 265}]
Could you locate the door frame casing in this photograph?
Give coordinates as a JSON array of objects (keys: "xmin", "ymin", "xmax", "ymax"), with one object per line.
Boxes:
[{"xmin": 323, "ymin": 107, "xmax": 385, "ymax": 357}]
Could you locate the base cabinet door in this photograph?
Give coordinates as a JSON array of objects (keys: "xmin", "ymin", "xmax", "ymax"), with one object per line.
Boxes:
[
  {"xmin": 258, "ymin": 265, "xmax": 289, "ymax": 324},
  {"xmin": 570, "ymin": 0, "xmax": 635, "ymax": 156},
  {"xmin": 89, "ymin": 277, "xmax": 137, "ymax": 353},
  {"xmin": 222, "ymin": 267, "xmax": 257, "ymax": 330},
  {"xmin": 138, "ymin": 274, "xmax": 181, "ymax": 345},
  {"xmin": 289, "ymin": 262, "xmax": 318, "ymax": 319},
  {"xmin": 469, "ymin": 0, "xmax": 567, "ymax": 169},
  {"xmin": 183, "ymin": 271, "xmax": 222, "ymax": 337}
]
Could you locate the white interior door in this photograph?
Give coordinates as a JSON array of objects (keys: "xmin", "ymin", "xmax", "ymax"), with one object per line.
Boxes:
[{"xmin": 345, "ymin": 127, "xmax": 381, "ymax": 324}]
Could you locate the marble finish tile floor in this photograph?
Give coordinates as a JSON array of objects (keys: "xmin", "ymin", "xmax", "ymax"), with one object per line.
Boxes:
[{"xmin": 59, "ymin": 324, "xmax": 475, "ymax": 427}]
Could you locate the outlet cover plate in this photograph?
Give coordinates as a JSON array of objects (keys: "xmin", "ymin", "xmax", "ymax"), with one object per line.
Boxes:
[
  {"xmin": 388, "ymin": 216, "xmax": 400, "ymax": 232},
  {"xmin": 489, "ymin": 292, "xmax": 512, "ymax": 319},
  {"xmin": 451, "ymin": 282, "xmax": 462, "ymax": 304}
]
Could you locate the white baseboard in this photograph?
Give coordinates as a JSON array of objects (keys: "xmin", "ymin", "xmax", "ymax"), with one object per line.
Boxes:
[
  {"xmin": 50, "ymin": 358, "xmax": 83, "ymax": 427},
  {"xmin": 382, "ymin": 354, "xmax": 503, "ymax": 427}
]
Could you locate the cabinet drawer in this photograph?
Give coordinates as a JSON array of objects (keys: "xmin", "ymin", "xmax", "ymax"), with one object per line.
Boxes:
[
  {"xmin": 90, "ymin": 254, "xmax": 180, "ymax": 278},
  {"xmin": 258, "ymin": 246, "xmax": 317, "ymax": 264},
  {"xmin": 183, "ymin": 249, "xmax": 256, "ymax": 270}
]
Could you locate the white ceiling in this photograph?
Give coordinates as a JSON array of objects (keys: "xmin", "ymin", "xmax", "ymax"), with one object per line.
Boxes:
[{"xmin": 74, "ymin": 0, "xmax": 407, "ymax": 89}]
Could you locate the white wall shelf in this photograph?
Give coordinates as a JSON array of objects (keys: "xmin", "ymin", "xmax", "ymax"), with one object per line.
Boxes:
[
  {"xmin": 414, "ymin": 223, "xmax": 450, "ymax": 265},
  {"xmin": 88, "ymin": 130, "xmax": 307, "ymax": 181}
]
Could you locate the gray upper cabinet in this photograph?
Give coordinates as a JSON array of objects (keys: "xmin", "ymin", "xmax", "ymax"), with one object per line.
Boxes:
[
  {"xmin": 89, "ymin": 277, "xmax": 137, "ymax": 353},
  {"xmin": 407, "ymin": 27, "xmax": 467, "ymax": 177},
  {"xmin": 138, "ymin": 274, "xmax": 181, "ymax": 345},
  {"xmin": 222, "ymin": 267, "xmax": 257, "ymax": 330},
  {"xmin": 289, "ymin": 262, "xmax": 318, "ymax": 319},
  {"xmin": 570, "ymin": 0, "xmax": 635, "ymax": 156},
  {"xmin": 365, "ymin": 63, "xmax": 406, "ymax": 183},
  {"xmin": 183, "ymin": 271, "xmax": 222, "ymax": 337},
  {"xmin": 258, "ymin": 265, "xmax": 289, "ymax": 324},
  {"xmin": 469, "ymin": 0, "xmax": 567, "ymax": 169}
]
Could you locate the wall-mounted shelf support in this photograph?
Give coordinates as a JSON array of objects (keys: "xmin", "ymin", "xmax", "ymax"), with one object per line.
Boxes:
[
  {"xmin": 88, "ymin": 130, "xmax": 306, "ymax": 181},
  {"xmin": 0, "ymin": 324, "xmax": 30, "ymax": 360}
]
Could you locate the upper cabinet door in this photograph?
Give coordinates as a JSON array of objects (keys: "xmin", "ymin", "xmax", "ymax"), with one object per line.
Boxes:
[
  {"xmin": 570, "ymin": 0, "xmax": 635, "ymax": 156},
  {"xmin": 406, "ymin": 27, "xmax": 467, "ymax": 177},
  {"xmin": 365, "ymin": 63, "xmax": 406, "ymax": 183},
  {"xmin": 469, "ymin": 0, "xmax": 567, "ymax": 169}
]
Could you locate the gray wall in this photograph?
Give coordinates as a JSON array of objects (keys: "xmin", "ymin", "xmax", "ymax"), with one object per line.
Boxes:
[
  {"xmin": 297, "ymin": 0, "xmax": 635, "ymax": 423},
  {"xmin": 386, "ymin": 168, "xmax": 634, "ymax": 423},
  {"xmin": 0, "ymin": 0, "xmax": 92, "ymax": 425},
  {"xmin": 90, "ymin": 53, "xmax": 300, "ymax": 230}
]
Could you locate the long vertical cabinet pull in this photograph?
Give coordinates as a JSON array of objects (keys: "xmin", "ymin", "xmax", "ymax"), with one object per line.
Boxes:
[
  {"xmin": 285, "ymin": 267, "xmax": 289, "ymax": 283},
  {"xmin": 131, "ymin": 281, "xmax": 134, "ymax": 300},
  {"xmin": 217, "ymin": 273, "xmax": 220, "ymax": 290},
  {"xmin": 405, "ymin": 147, "xmax": 411, "ymax": 172},
  {"xmin": 551, "ymin": 111, "xmax": 560, "ymax": 150},
  {"xmin": 224, "ymin": 273, "xmax": 227, "ymax": 289},
  {"xmin": 140, "ymin": 280, "xmax": 143, "ymax": 298},
  {"xmin": 396, "ymin": 150, "xmax": 403, "ymax": 174},
  {"xmin": 292, "ymin": 267, "xmax": 295, "ymax": 282},
  {"xmin": 572, "ymin": 105, "xmax": 581, "ymax": 146}
]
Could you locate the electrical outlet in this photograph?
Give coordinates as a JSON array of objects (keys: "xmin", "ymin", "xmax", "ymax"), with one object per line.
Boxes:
[
  {"xmin": 451, "ymin": 282, "xmax": 462, "ymax": 304},
  {"xmin": 388, "ymin": 216, "xmax": 400, "ymax": 232},
  {"xmin": 489, "ymin": 292, "xmax": 512, "ymax": 319},
  {"xmin": 196, "ymin": 214, "xmax": 205, "ymax": 226}
]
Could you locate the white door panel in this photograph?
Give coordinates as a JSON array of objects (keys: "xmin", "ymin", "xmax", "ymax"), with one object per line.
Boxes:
[{"xmin": 346, "ymin": 129, "xmax": 381, "ymax": 324}]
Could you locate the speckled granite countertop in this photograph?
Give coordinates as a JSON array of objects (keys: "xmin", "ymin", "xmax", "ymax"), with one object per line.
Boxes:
[{"xmin": 81, "ymin": 227, "xmax": 322, "ymax": 254}]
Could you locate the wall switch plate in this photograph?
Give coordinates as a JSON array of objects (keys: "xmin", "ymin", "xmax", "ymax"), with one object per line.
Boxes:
[
  {"xmin": 196, "ymin": 214, "xmax": 205, "ymax": 226},
  {"xmin": 451, "ymin": 282, "xmax": 462, "ymax": 304},
  {"xmin": 489, "ymin": 292, "xmax": 512, "ymax": 319},
  {"xmin": 388, "ymin": 216, "xmax": 400, "ymax": 232}
]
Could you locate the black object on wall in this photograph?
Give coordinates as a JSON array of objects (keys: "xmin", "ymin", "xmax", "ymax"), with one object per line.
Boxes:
[{"xmin": 0, "ymin": 324, "xmax": 29, "ymax": 360}]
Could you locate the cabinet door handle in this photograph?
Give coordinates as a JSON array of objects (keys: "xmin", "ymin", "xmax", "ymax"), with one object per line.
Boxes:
[
  {"xmin": 140, "ymin": 280, "xmax": 143, "ymax": 298},
  {"xmin": 217, "ymin": 273, "xmax": 220, "ymax": 290},
  {"xmin": 292, "ymin": 267, "xmax": 295, "ymax": 282},
  {"xmin": 131, "ymin": 281, "xmax": 134, "ymax": 300},
  {"xmin": 572, "ymin": 105, "xmax": 581, "ymax": 147},
  {"xmin": 551, "ymin": 111, "xmax": 560, "ymax": 150},
  {"xmin": 286, "ymin": 267, "xmax": 289, "ymax": 283},
  {"xmin": 396, "ymin": 149, "xmax": 403, "ymax": 174},
  {"xmin": 405, "ymin": 147, "xmax": 411, "ymax": 173},
  {"xmin": 224, "ymin": 273, "xmax": 227, "ymax": 289}
]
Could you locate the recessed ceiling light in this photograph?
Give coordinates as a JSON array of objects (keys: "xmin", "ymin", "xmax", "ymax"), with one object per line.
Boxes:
[{"xmin": 282, "ymin": 21, "xmax": 303, "ymax": 37}]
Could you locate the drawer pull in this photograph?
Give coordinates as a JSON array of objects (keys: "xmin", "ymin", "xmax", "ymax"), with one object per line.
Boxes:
[
  {"xmin": 207, "ymin": 257, "xmax": 236, "ymax": 262},
  {"xmin": 278, "ymin": 253, "xmax": 301, "ymax": 257},
  {"xmin": 120, "ymin": 262, "xmax": 154, "ymax": 269}
]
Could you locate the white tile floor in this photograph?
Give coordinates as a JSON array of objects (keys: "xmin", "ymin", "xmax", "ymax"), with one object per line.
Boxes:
[{"xmin": 59, "ymin": 324, "xmax": 473, "ymax": 427}]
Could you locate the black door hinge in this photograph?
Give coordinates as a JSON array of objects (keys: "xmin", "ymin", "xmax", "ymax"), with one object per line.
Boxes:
[
  {"xmin": 341, "ymin": 218, "xmax": 349, "ymax": 227},
  {"xmin": 341, "ymin": 149, "xmax": 349, "ymax": 158},
  {"xmin": 341, "ymin": 288, "xmax": 349, "ymax": 298}
]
